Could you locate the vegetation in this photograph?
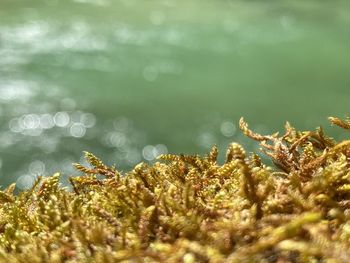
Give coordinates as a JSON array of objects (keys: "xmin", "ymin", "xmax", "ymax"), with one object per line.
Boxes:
[{"xmin": 2, "ymin": 117, "xmax": 350, "ymax": 262}]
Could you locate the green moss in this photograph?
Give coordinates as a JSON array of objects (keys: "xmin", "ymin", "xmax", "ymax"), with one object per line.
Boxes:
[{"xmin": 2, "ymin": 117, "xmax": 350, "ymax": 262}]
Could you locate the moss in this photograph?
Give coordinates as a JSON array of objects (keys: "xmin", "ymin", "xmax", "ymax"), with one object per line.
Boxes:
[{"xmin": 2, "ymin": 117, "xmax": 350, "ymax": 262}]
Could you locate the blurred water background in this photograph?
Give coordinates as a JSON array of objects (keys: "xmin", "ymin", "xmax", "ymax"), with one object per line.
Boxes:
[{"xmin": 1, "ymin": 0, "xmax": 350, "ymax": 189}]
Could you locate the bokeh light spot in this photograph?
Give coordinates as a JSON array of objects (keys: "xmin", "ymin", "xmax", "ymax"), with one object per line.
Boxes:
[{"xmin": 69, "ymin": 123, "xmax": 86, "ymax": 138}]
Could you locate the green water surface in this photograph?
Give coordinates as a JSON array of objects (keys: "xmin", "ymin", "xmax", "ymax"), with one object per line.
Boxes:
[{"xmin": 0, "ymin": 0, "xmax": 350, "ymax": 188}]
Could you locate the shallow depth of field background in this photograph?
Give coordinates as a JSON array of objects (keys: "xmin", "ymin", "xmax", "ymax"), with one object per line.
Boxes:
[{"xmin": 1, "ymin": 0, "xmax": 350, "ymax": 188}]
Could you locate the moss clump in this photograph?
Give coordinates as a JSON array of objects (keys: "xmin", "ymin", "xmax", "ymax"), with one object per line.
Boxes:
[{"xmin": 2, "ymin": 117, "xmax": 350, "ymax": 262}]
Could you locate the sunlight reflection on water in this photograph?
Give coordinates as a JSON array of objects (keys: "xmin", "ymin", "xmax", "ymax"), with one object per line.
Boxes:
[
  {"xmin": 0, "ymin": 76, "xmax": 180, "ymax": 189},
  {"xmin": 0, "ymin": 78, "xmax": 242, "ymax": 189},
  {"xmin": 1, "ymin": 0, "xmax": 350, "ymax": 190}
]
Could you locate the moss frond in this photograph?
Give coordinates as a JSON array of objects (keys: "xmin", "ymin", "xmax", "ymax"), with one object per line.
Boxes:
[{"xmin": 1, "ymin": 117, "xmax": 350, "ymax": 262}]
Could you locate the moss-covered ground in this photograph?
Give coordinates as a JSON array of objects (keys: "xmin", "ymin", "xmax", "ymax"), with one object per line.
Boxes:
[{"xmin": 2, "ymin": 117, "xmax": 350, "ymax": 262}]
